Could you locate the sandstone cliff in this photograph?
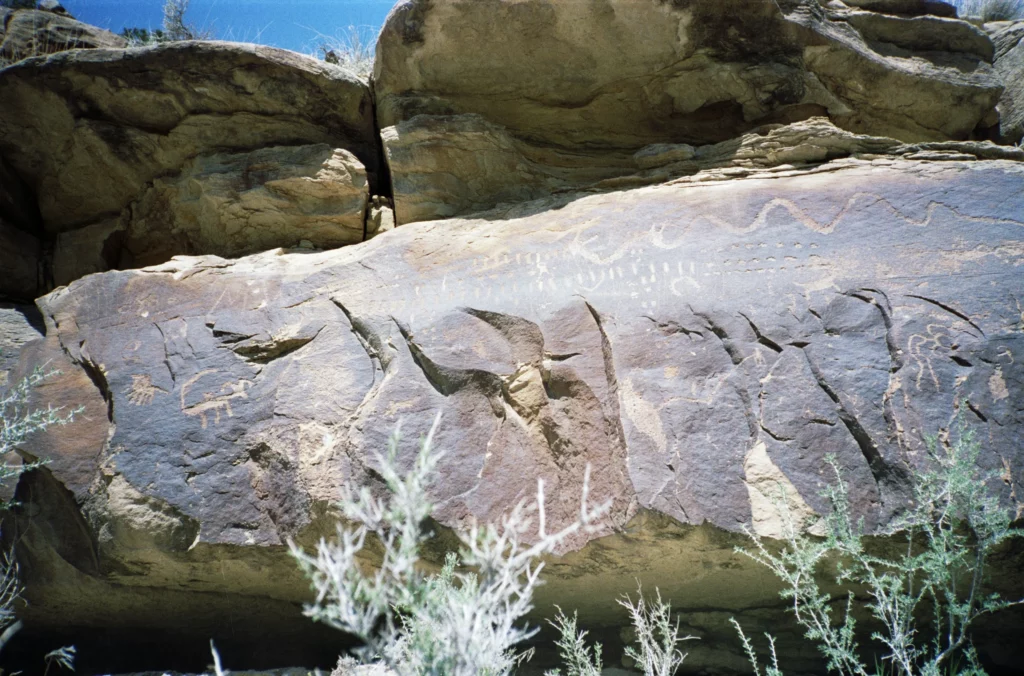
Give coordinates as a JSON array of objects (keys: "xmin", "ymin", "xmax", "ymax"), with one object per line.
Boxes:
[{"xmin": 1, "ymin": 1, "xmax": 1023, "ymax": 674}]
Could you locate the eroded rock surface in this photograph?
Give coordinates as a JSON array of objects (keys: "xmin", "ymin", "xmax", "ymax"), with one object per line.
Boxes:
[
  {"xmin": 989, "ymin": 21, "xmax": 1024, "ymax": 144},
  {"xmin": 9, "ymin": 150, "xmax": 1024, "ymax": 671},
  {"xmin": 375, "ymin": 0, "xmax": 1003, "ymax": 223},
  {"xmin": 0, "ymin": 41, "xmax": 380, "ymax": 291},
  {"xmin": 0, "ymin": 7, "xmax": 125, "ymax": 67}
]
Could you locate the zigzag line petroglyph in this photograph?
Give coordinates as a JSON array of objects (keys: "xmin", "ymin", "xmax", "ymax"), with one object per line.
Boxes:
[{"xmin": 650, "ymin": 193, "xmax": 1024, "ymax": 249}]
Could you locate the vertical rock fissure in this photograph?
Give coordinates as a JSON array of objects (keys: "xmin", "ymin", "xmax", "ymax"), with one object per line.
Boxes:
[{"xmin": 365, "ymin": 75, "xmax": 394, "ymax": 240}]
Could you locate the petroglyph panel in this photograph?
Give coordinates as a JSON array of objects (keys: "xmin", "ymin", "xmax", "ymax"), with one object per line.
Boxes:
[{"xmin": 23, "ymin": 159, "xmax": 1024, "ymax": 553}]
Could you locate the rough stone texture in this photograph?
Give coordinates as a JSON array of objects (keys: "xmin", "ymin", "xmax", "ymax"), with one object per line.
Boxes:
[
  {"xmin": 0, "ymin": 41, "xmax": 380, "ymax": 285},
  {"xmin": 0, "ymin": 8, "xmax": 125, "ymax": 66},
  {"xmin": 0, "ymin": 302, "xmax": 43, "ymax": 388},
  {"xmin": 386, "ymin": 115, "xmax": 1024, "ymax": 224},
  {"xmin": 988, "ymin": 21, "xmax": 1024, "ymax": 144},
  {"xmin": 841, "ymin": 0, "xmax": 958, "ymax": 17},
  {"xmin": 0, "ymin": 220, "xmax": 39, "ymax": 300},
  {"xmin": 8, "ymin": 151, "xmax": 1024, "ymax": 671},
  {"xmin": 375, "ymin": 0, "xmax": 1002, "ymax": 223}
]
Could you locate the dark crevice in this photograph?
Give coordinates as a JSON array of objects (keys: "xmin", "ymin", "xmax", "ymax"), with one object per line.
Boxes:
[
  {"xmin": 78, "ymin": 349, "xmax": 114, "ymax": 423},
  {"xmin": 739, "ymin": 312, "xmax": 783, "ymax": 353},
  {"xmin": 230, "ymin": 332, "xmax": 319, "ymax": 364},
  {"xmin": 333, "ymin": 299, "xmax": 392, "ymax": 373},
  {"xmin": 366, "ymin": 76, "xmax": 393, "ymax": 235},
  {"xmin": 583, "ymin": 300, "xmax": 627, "ymax": 449},
  {"xmin": 209, "ymin": 329, "xmax": 254, "ymax": 344},
  {"xmin": 966, "ymin": 400, "xmax": 988, "ymax": 423},
  {"xmin": 544, "ymin": 351, "xmax": 581, "ymax": 362},
  {"xmin": 845, "ymin": 289, "xmax": 903, "ymax": 373},
  {"xmin": 905, "ymin": 294, "xmax": 985, "ymax": 338},
  {"xmin": 950, "ymin": 355, "xmax": 973, "ymax": 368},
  {"xmin": 392, "ymin": 317, "xmax": 502, "ymax": 408},
  {"xmin": 642, "ymin": 315, "xmax": 703, "ymax": 339},
  {"xmin": 152, "ymin": 321, "xmax": 177, "ymax": 386},
  {"xmin": 692, "ymin": 311, "xmax": 744, "ymax": 366},
  {"xmin": 760, "ymin": 424, "xmax": 794, "ymax": 442},
  {"xmin": 801, "ymin": 347, "xmax": 885, "ymax": 475},
  {"xmin": 460, "ymin": 307, "xmax": 545, "ymax": 364}
]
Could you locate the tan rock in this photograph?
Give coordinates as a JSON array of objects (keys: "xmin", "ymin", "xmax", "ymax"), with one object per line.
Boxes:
[
  {"xmin": 124, "ymin": 145, "xmax": 368, "ymax": 266},
  {"xmin": 988, "ymin": 21, "xmax": 1024, "ymax": 144},
  {"xmin": 0, "ymin": 41, "xmax": 380, "ymax": 286},
  {"xmin": 386, "ymin": 115, "xmax": 1024, "ymax": 223},
  {"xmin": 0, "ymin": 9, "xmax": 125, "ymax": 66},
  {"xmin": 9, "ymin": 141, "xmax": 1024, "ymax": 670},
  {"xmin": 375, "ymin": 0, "xmax": 1003, "ymax": 223}
]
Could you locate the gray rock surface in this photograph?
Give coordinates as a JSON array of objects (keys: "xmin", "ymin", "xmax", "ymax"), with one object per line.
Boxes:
[
  {"xmin": 8, "ymin": 147, "xmax": 1024, "ymax": 671},
  {"xmin": 988, "ymin": 21, "xmax": 1024, "ymax": 144},
  {"xmin": 0, "ymin": 302, "xmax": 43, "ymax": 388}
]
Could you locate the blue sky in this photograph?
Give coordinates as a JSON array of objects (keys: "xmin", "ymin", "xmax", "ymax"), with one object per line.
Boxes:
[{"xmin": 61, "ymin": 0, "xmax": 398, "ymax": 54}]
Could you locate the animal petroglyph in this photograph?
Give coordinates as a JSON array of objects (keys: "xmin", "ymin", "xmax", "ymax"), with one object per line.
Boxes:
[
  {"xmin": 125, "ymin": 374, "xmax": 168, "ymax": 406},
  {"xmin": 179, "ymin": 369, "xmax": 253, "ymax": 428}
]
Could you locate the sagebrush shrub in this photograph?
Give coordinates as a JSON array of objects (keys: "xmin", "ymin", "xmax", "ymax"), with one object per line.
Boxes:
[
  {"xmin": 0, "ymin": 367, "xmax": 78, "ymax": 659},
  {"xmin": 289, "ymin": 415, "xmax": 611, "ymax": 676},
  {"xmin": 733, "ymin": 418, "xmax": 1023, "ymax": 676}
]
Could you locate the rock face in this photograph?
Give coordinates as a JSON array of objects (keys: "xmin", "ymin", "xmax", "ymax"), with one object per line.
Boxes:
[
  {"xmin": 0, "ymin": 42, "xmax": 381, "ymax": 293},
  {"xmin": 374, "ymin": 0, "xmax": 1003, "ymax": 223},
  {"xmin": 0, "ymin": 303, "xmax": 42, "ymax": 388},
  {"xmin": 989, "ymin": 21, "xmax": 1024, "ymax": 144},
  {"xmin": 0, "ymin": 7, "xmax": 126, "ymax": 67},
  {"xmin": 10, "ymin": 141, "xmax": 1024, "ymax": 670}
]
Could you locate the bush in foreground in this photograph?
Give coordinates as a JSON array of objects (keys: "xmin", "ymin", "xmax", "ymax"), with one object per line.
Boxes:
[
  {"xmin": 290, "ymin": 416, "xmax": 695, "ymax": 676},
  {"xmin": 0, "ymin": 367, "xmax": 77, "ymax": 663},
  {"xmin": 289, "ymin": 415, "xmax": 613, "ymax": 675},
  {"xmin": 733, "ymin": 418, "xmax": 1023, "ymax": 676}
]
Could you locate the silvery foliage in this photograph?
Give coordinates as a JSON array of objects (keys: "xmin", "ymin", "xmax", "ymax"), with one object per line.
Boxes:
[
  {"xmin": 161, "ymin": 0, "xmax": 211, "ymax": 41},
  {"xmin": 546, "ymin": 587, "xmax": 690, "ymax": 676},
  {"xmin": 0, "ymin": 367, "xmax": 78, "ymax": 658},
  {"xmin": 733, "ymin": 419, "xmax": 1023, "ymax": 676},
  {"xmin": 545, "ymin": 608, "xmax": 604, "ymax": 676},
  {"xmin": 289, "ymin": 414, "xmax": 612, "ymax": 676}
]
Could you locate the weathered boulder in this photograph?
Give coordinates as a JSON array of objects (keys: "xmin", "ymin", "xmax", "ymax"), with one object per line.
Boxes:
[
  {"xmin": 0, "ymin": 221, "xmax": 39, "ymax": 300},
  {"xmin": 385, "ymin": 116, "xmax": 1024, "ymax": 224},
  {"xmin": 988, "ymin": 21, "xmax": 1024, "ymax": 144},
  {"xmin": 0, "ymin": 41, "xmax": 381, "ymax": 287},
  {"xmin": 8, "ymin": 134, "xmax": 1024, "ymax": 671},
  {"xmin": 375, "ymin": 0, "xmax": 1003, "ymax": 223},
  {"xmin": 0, "ymin": 8, "xmax": 125, "ymax": 67},
  {"xmin": 840, "ymin": 0, "xmax": 958, "ymax": 17},
  {"xmin": 0, "ymin": 302, "xmax": 42, "ymax": 387}
]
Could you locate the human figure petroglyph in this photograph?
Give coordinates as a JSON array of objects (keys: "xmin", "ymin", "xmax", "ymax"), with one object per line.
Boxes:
[{"xmin": 907, "ymin": 323, "xmax": 955, "ymax": 391}]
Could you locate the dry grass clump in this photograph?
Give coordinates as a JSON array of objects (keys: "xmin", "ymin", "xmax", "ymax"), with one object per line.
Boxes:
[{"xmin": 953, "ymin": 0, "xmax": 1024, "ymax": 21}]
